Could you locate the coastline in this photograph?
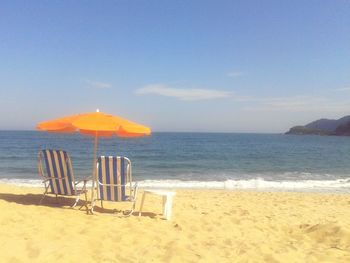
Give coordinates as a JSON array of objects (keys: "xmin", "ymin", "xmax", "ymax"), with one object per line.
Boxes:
[
  {"xmin": 1, "ymin": 183, "xmax": 349, "ymax": 262},
  {"xmin": 1, "ymin": 177, "xmax": 350, "ymax": 194}
]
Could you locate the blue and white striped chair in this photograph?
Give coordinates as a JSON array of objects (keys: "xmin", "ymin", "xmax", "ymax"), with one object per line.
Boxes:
[
  {"xmin": 38, "ymin": 149, "xmax": 88, "ymax": 208},
  {"xmin": 90, "ymin": 156, "xmax": 138, "ymax": 216}
]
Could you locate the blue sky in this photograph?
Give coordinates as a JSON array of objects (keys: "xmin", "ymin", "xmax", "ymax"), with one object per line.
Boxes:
[{"xmin": 1, "ymin": 0, "xmax": 349, "ymax": 132}]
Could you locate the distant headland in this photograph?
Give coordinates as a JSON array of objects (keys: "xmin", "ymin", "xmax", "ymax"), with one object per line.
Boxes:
[{"xmin": 286, "ymin": 115, "xmax": 350, "ymax": 136}]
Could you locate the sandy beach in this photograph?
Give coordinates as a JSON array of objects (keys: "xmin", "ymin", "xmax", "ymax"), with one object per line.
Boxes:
[{"xmin": 0, "ymin": 183, "xmax": 349, "ymax": 262}]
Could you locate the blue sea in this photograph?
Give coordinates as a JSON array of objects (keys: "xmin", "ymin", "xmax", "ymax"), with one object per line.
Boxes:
[{"xmin": 1, "ymin": 131, "xmax": 350, "ymax": 192}]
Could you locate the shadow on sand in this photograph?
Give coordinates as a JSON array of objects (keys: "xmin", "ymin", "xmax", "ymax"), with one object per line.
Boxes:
[
  {"xmin": 91, "ymin": 206, "xmax": 157, "ymax": 218},
  {"xmin": 0, "ymin": 192, "xmax": 87, "ymax": 209},
  {"xmin": 0, "ymin": 192, "xmax": 158, "ymax": 218},
  {"xmin": 88, "ymin": 204, "xmax": 159, "ymax": 218}
]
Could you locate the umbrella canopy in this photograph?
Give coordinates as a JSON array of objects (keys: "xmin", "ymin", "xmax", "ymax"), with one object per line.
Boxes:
[
  {"xmin": 37, "ymin": 110, "xmax": 151, "ymax": 137},
  {"xmin": 37, "ymin": 110, "xmax": 151, "ymax": 183}
]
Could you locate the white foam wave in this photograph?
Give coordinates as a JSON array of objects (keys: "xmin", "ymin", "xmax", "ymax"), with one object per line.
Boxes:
[
  {"xmin": 137, "ymin": 178, "xmax": 350, "ymax": 192},
  {"xmin": 0, "ymin": 179, "xmax": 43, "ymax": 187},
  {"xmin": 1, "ymin": 178, "xmax": 350, "ymax": 193},
  {"xmin": 0, "ymin": 178, "xmax": 93, "ymax": 188}
]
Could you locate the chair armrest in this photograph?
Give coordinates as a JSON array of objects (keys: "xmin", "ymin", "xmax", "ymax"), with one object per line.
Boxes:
[
  {"xmin": 74, "ymin": 177, "xmax": 91, "ymax": 192},
  {"xmin": 42, "ymin": 178, "xmax": 50, "ymax": 184},
  {"xmin": 132, "ymin": 182, "xmax": 138, "ymax": 200},
  {"xmin": 75, "ymin": 176, "xmax": 92, "ymax": 186},
  {"xmin": 84, "ymin": 175, "xmax": 93, "ymax": 181}
]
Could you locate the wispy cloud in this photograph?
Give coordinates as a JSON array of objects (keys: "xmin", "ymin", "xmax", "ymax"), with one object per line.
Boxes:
[
  {"xmin": 135, "ymin": 84, "xmax": 231, "ymax": 101},
  {"xmin": 227, "ymin": 71, "xmax": 244, "ymax": 78},
  {"xmin": 244, "ymin": 96, "xmax": 350, "ymax": 113},
  {"xmin": 136, "ymin": 83, "xmax": 350, "ymax": 113},
  {"xmin": 336, "ymin": 87, "xmax": 350, "ymax": 91},
  {"xmin": 85, "ymin": 80, "xmax": 112, "ymax": 89}
]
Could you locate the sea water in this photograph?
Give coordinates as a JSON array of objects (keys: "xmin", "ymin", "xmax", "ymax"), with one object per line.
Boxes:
[{"xmin": 1, "ymin": 131, "xmax": 350, "ymax": 192}]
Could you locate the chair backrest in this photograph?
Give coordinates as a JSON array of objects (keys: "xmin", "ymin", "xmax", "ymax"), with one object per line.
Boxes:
[
  {"xmin": 96, "ymin": 156, "xmax": 131, "ymax": 201},
  {"xmin": 38, "ymin": 149, "xmax": 75, "ymax": 196}
]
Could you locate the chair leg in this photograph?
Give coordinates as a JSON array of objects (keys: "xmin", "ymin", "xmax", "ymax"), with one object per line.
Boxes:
[
  {"xmin": 55, "ymin": 194, "xmax": 60, "ymax": 204},
  {"xmin": 72, "ymin": 195, "xmax": 80, "ymax": 208},
  {"xmin": 90, "ymin": 199, "xmax": 96, "ymax": 214},
  {"xmin": 89, "ymin": 184, "xmax": 95, "ymax": 214},
  {"xmin": 78, "ymin": 191, "xmax": 88, "ymax": 211},
  {"xmin": 121, "ymin": 198, "xmax": 137, "ymax": 217},
  {"xmin": 164, "ymin": 195, "xmax": 173, "ymax": 220},
  {"xmin": 39, "ymin": 192, "xmax": 47, "ymax": 205},
  {"xmin": 162, "ymin": 196, "xmax": 167, "ymax": 216},
  {"xmin": 39, "ymin": 184, "xmax": 50, "ymax": 205},
  {"xmin": 39, "ymin": 185, "xmax": 49, "ymax": 205},
  {"xmin": 138, "ymin": 192, "xmax": 146, "ymax": 216},
  {"xmin": 123, "ymin": 207, "xmax": 134, "ymax": 217}
]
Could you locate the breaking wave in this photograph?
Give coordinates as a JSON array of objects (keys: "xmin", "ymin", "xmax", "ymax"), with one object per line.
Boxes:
[{"xmin": 1, "ymin": 177, "xmax": 350, "ymax": 193}]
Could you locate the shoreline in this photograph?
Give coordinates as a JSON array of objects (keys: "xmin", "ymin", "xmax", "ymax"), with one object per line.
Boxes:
[
  {"xmin": 1, "ymin": 183, "xmax": 350, "ymax": 262},
  {"xmin": 1, "ymin": 178, "xmax": 350, "ymax": 194}
]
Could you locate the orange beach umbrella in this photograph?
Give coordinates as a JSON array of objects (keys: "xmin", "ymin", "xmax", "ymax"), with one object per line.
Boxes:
[
  {"xmin": 37, "ymin": 110, "xmax": 151, "ymax": 137},
  {"xmin": 37, "ymin": 109, "xmax": 151, "ymax": 179}
]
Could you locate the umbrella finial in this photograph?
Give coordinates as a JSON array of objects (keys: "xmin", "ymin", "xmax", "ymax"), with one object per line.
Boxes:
[{"xmin": 96, "ymin": 109, "xmax": 100, "ymax": 113}]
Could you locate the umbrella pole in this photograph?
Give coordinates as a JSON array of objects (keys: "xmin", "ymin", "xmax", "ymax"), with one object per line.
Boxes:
[
  {"xmin": 93, "ymin": 133, "xmax": 98, "ymax": 178},
  {"xmin": 90, "ymin": 133, "xmax": 98, "ymax": 211}
]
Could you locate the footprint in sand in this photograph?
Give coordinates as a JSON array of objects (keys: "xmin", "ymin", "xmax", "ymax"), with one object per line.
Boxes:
[{"xmin": 26, "ymin": 243, "xmax": 40, "ymax": 259}]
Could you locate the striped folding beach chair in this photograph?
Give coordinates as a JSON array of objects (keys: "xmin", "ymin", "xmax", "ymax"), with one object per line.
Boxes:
[
  {"xmin": 90, "ymin": 156, "xmax": 138, "ymax": 216},
  {"xmin": 38, "ymin": 149, "xmax": 88, "ymax": 209}
]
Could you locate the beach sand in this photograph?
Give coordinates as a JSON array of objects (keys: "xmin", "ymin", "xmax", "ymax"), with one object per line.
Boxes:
[{"xmin": 0, "ymin": 184, "xmax": 350, "ymax": 262}]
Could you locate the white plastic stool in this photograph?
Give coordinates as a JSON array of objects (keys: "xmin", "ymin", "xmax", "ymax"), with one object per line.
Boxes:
[{"xmin": 138, "ymin": 190, "xmax": 176, "ymax": 220}]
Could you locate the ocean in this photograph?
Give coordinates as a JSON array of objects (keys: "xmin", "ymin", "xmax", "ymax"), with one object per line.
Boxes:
[{"xmin": 1, "ymin": 131, "xmax": 350, "ymax": 192}]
